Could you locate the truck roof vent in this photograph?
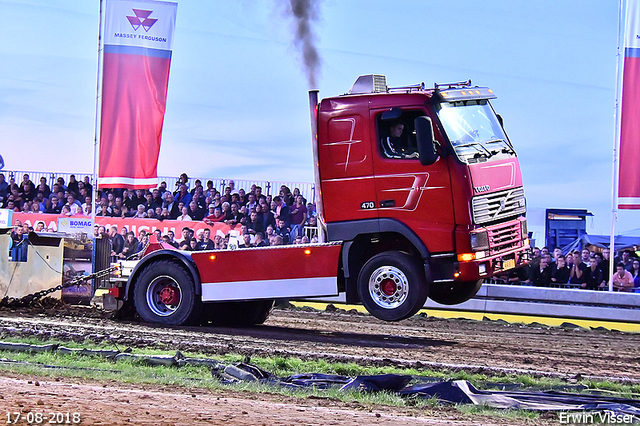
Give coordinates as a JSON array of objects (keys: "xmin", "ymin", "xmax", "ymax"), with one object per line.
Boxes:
[{"xmin": 349, "ymin": 74, "xmax": 387, "ymax": 94}]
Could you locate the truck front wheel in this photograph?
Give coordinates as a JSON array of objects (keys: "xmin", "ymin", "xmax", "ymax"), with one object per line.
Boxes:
[
  {"xmin": 357, "ymin": 251, "xmax": 428, "ymax": 321},
  {"xmin": 133, "ymin": 259, "xmax": 202, "ymax": 326}
]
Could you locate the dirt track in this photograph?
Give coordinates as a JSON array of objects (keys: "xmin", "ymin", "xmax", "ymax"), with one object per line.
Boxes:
[
  {"xmin": 0, "ymin": 305, "xmax": 637, "ymax": 425},
  {"xmin": 0, "ymin": 306, "xmax": 638, "ymax": 381},
  {"xmin": 0, "ymin": 373, "xmax": 555, "ymax": 426}
]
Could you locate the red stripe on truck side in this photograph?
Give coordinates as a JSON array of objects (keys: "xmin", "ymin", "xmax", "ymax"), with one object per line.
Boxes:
[{"xmin": 190, "ymin": 244, "xmax": 342, "ymax": 283}]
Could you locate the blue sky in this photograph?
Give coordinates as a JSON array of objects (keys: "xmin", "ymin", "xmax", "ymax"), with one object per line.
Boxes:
[{"xmin": 0, "ymin": 0, "xmax": 635, "ymax": 237}]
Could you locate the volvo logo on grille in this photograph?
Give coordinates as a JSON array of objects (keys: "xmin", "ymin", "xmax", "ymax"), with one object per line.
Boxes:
[{"xmin": 498, "ymin": 199, "xmax": 506, "ymax": 213}]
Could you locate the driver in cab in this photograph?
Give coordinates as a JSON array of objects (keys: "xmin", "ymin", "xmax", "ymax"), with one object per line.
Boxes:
[{"xmin": 383, "ymin": 121, "xmax": 419, "ymax": 159}]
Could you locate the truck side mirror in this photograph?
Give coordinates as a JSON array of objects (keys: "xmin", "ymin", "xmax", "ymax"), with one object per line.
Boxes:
[{"xmin": 414, "ymin": 116, "xmax": 438, "ymax": 166}]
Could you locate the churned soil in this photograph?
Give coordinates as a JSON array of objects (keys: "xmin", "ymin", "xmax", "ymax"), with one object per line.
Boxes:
[
  {"xmin": 0, "ymin": 373, "xmax": 554, "ymax": 426},
  {"xmin": 0, "ymin": 304, "xmax": 635, "ymax": 424},
  {"xmin": 0, "ymin": 305, "xmax": 637, "ymax": 381}
]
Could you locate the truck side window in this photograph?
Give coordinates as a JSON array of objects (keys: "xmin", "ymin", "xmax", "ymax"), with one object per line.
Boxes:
[{"xmin": 378, "ymin": 112, "xmax": 420, "ymax": 159}]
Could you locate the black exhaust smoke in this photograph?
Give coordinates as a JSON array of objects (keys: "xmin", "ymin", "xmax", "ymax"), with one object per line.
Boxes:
[{"xmin": 284, "ymin": 0, "xmax": 321, "ymax": 88}]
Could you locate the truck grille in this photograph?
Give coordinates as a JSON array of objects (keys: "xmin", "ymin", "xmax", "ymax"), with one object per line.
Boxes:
[
  {"xmin": 489, "ymin": 221, "xmax": 521, "ymax": 255},
  {"xmin": 472, "ymin": 187, "xmax": 526, "ymax": 225}
]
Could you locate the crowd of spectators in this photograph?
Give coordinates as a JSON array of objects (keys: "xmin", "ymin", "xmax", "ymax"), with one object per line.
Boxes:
[
  {"xmin": 0, "ymin": 173, "xmax": 94, "ymax": 216},
  {"xmin": 2, "ymin": 172, "xmax": 319, "ymax": 258},
  {"xmin": 1, "ymin": 173, "xmax": 316, "ymax": 236},
  {"xmin": 496, "ymin": 246, "xmax": 640, "ymax": 292}
]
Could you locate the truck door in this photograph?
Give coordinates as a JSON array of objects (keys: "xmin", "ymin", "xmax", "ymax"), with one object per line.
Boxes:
[
  {"xmin": 318, "ymin": 111, "xmax": 377, "ymax": 224},
  {"xmin": 370, "ymin": 108, "xmax": 455, "ymax": 253}
]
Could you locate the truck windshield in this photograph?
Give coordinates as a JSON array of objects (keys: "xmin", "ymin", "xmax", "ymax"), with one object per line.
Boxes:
[{"xmin": 437, "ymin": 100, "xmax": 515, "ymax": 164}]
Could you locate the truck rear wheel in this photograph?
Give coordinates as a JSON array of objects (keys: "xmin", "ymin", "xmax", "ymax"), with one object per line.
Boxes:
[
  {"xmin": 357, "ymin": 251, "xmax": 428, "ymax": 321},
  {"xmin": 133, "ymin": 260, "xmax": 202, "ymax": 326},
  {"xmin": 201, "ymin": 300, "xmax": 275, "ymax": 327},
  {"xmin": 429, "ymin": 280, "xmax": 482, "ymax": 305}
]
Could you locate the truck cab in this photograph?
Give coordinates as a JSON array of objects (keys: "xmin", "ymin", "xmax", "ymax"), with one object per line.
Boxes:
[
  {"xmin": 314, "ymin": 75, "xmax": 529, "ymax": 318},
  {"xmin": 107, "ymin": 74, "xmax": 530, "ymax": 327}
]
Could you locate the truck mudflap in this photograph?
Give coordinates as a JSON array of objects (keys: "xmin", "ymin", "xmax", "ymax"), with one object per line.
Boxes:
[{"xmin": 189, "ymin": 243, "xmax": 343, "ymax": 302}]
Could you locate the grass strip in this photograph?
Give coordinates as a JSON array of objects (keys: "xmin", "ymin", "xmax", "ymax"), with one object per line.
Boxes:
[{"xmin": 0, "ymin": 335, "xmax": 639, "ymax": 420}]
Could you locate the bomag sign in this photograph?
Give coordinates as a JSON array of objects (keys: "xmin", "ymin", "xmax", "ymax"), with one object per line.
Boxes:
[{"xmin": 57, "ymin": 218, "xmax": 94, "ymax": 235}]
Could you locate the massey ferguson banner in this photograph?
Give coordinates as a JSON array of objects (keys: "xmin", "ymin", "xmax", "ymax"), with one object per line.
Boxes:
[
  {"xmin": 619, "ymin": 0, "xmax": 640, "ymax": 209},
  {"xmin": 99, "ymin": 0, "xmax": 177, "ymax": 189}
]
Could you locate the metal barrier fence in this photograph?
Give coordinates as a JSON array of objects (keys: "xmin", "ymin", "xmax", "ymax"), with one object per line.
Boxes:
[
  {"xmin": 2, "ymin": 170, "xmax": 315, "ymax": 204},
  {"xmin": 304, "ymin": 282, "xmax": 640, "ymax": 324}
]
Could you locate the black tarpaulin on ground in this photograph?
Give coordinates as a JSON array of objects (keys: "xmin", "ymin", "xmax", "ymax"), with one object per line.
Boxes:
[
  {"xmin": 400, "ymin": 380, "xmax": 640, "ymax": 415},
  {"xmin": 221, "ymin": 363, "xmax": 640, "ymax": 416},
  {"xmin": 2, "ymin": 342, "xmax": 640, "ymax": 416}
]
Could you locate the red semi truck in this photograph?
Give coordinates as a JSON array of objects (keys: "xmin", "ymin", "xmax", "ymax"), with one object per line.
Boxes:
[{"xmin": 105, "ymin": 75, "xmax": 530, "ymax": 326}]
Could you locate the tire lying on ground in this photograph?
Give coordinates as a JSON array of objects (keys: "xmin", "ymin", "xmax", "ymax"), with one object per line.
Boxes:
[{"xmin": 133, "ymin": 259, "xmax": 202, "ymax": 326}]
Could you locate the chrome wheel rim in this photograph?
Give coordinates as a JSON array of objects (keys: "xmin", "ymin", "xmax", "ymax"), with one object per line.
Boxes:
[
  {"xmin": 368, "ymin": 266, "xmax": 409, "ymax": 309},
  {"xmin": 146, "ymin": 275, "xmax": 182, "ymax": 317}
]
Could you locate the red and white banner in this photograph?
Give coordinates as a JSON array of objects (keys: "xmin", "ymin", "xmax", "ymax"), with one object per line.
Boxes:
[
  {"xmin": 99, "ymin": 0, "xmax": 177, "ymax": 189},
  {"xmin": 619, "ymin": 0, "xmax": 640, "ymax": 209}
]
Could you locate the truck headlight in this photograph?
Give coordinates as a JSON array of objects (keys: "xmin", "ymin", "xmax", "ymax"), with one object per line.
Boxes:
[{"xmin": 470, "ymin": 231, "xmax": 489, "ymax": 251}]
